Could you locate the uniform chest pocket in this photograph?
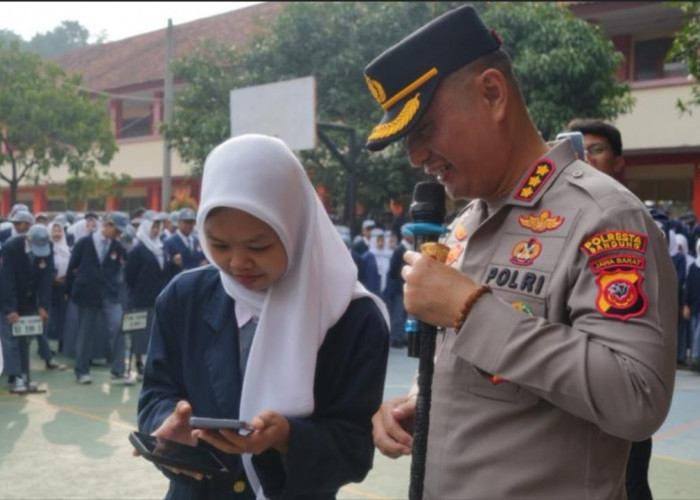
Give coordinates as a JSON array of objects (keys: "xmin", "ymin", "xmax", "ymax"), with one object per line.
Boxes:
[{"xmin": 447, "ymin": 342, "xmax": 539, "ymax": 407}]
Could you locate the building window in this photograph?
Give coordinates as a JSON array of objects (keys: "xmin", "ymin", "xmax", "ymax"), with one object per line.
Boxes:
[
  {"xmin": 47, "ymin": 199, "xmax": 67, "ymax": 212},
  {"xmin": 634, "ymin": 38, "xmax": 688, "ymax": 81},
  {"xmin": 627, "ymin": 178, "xmax": 692, "ymax": 214},
  {"xmin": 120, "ymin": 196, "xmax": 149, "ymax": 216},
  {"xmin": 120, "ymin": 113, "xmax": 153, "ymax": 138},
  {"xmin": 87, "ymin": 198, "xmax": 103, "ymax": 212}
]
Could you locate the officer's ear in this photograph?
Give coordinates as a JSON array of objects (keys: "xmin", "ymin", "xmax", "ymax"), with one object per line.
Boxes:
[{"xmin": 477, "ymin": 68, "xmax": 507, "ymax": 123}]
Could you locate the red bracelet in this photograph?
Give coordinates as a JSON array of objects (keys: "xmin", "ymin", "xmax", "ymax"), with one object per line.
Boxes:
[{"xmin": 454, "ymin": 284, "xmax": 492, "ymax": 333}]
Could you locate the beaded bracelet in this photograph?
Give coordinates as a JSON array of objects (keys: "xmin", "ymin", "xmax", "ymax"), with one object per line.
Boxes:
[{"xmin": 453, "ymin": 284, "xmax": 492, "ymax": 333}]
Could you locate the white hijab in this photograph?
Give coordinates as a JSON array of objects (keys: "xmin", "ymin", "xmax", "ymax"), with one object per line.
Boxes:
[
  {"xmin": 196, "ymin": 134, "xmax": 388, "ymax": 497},
  {"xmin": 136, "ymin": 218, "xmax": 164, "ymax": 268},
  {"xmin": 49, "ymin": 221, "xmax": 71, "ymax": 278}
]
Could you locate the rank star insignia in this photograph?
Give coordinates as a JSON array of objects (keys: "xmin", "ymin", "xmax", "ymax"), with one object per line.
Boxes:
[
  {"xmin": 518, "ymin": 210, "xmax": 565, "ymax": 233},
  {"xmin": 514, "ymin": 160, "xmax": 555, "ymax": 202}
]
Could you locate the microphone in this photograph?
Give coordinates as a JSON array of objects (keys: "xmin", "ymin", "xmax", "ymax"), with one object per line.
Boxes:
[
  {"xmin": 406, "ymin": 181, "xmax": 446, "ymax": 500},
  {"xmin": 406, "ymin": 181, "xmax": 447, "ymax": 358}
]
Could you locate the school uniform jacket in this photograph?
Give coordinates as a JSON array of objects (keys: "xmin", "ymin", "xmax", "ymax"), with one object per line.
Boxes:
[
  {"xmin": 65, "ymin": 235, "xmax": 127, "ymax": 307},
  {"xmin": 124, "ymin": 243, "xmax": 178, "ymax": 309},
  {"xmin": 137, "ymin": 266, "xmax": 389, "ymax": 500},
  {"xmin": 163, "ymin": 233, "xmax": 206, "ymax": 271},
  {"xmin": 1, "ymin": 235, "xmax": 54, "ymax": 315},
  {"xmin": 424, "ymin": 139, "xmax": 677, "ymax": 499}
]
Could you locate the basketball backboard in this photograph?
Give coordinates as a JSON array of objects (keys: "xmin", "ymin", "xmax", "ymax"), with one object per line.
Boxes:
[{"xmin": 230, "ymin": 76, "xmax": 317, "ymax": 151}]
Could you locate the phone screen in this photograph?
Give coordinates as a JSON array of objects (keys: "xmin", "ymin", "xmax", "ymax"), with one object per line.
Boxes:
[{"xmin": 130, "ymin": 431, "xmax": 228, "ymax": 476}]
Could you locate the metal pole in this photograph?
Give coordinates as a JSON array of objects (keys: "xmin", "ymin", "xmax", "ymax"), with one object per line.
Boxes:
[{"xmin": 161, "ymin": 19, "xmax": 174, "ymax": 212}]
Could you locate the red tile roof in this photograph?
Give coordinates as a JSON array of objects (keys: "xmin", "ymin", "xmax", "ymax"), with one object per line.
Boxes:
[{"xmin": 50, "ymin": 2, "xmax": 283, "ymax": 92}]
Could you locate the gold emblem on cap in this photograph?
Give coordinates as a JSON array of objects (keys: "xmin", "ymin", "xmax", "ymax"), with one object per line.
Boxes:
[
  {"xmin": 364, "ymin": 75, "xmax": 387, "ymax": 105},
  {"xmin": 382, "ymin": 67, "xmax": 438, "ymax": 111},
  {"xmin": 368, "ymin": 93, "xmax": 421, "ymax": 142}
]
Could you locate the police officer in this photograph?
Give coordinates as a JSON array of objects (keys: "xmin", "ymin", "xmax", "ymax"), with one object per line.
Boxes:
[{"xmin": 364, "ymin": 6, "xmax": 677, "ymax": 499}]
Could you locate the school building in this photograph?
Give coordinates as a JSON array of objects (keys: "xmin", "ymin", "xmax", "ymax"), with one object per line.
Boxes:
[{"xmin": 2, "ymin": 2, "xmax": 699, "ymax": 218}]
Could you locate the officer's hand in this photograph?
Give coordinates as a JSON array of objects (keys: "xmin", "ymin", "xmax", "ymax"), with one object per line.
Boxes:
[
  {"xmin": 6, "ymin": 312, "xmax": 20, "ymax": 324},
  {"xmin": 402, "ymin": 250, "xmax": 477, "ymax": 328},
  {"xmin": 683, "ymin": 305, "xmax": 691, "ymax": 321},
  {"xmin": 372, "ymin": 396, "xmax": 416, "ymax": 459},
  {"xmin": 38, "ymin": 307, "xmax": 49, "ymax": 322},
  {"xmin": 173, "ymin": 254, "xmax": 183, "ymax": 267},
  {"xmin": 193, "ymin": 410, "xmax": 290, "ymax": 456}
]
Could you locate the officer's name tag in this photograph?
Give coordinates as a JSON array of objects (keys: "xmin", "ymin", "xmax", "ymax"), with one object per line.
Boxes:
[
  {"xmin": 12, "ymin": 316, "xmax": 44, "ymax": 337},
  {"xmin": 122, "ymin": 310, "xmax": 149, "ymax": 332}
]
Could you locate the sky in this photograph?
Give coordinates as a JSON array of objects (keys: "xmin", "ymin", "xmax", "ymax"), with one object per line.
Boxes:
[{"xmin": 1, "ymin": 2, "xmax": 262, "ymax": 42}]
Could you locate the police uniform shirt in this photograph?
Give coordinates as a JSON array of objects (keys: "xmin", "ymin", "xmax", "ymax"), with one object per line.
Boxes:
[{"xmin": 424, "ymin": 139, "xmax": 677, "ymax": 499}]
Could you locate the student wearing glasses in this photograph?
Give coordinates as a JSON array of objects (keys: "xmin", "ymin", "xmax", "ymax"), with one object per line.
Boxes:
[{"xmin": 566, "ymin": 118, "xmax": 625, "ymax": 181}]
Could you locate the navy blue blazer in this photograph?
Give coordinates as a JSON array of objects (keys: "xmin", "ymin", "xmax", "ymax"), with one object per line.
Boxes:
[
  {"xmin": 358, "ymin": 251, "xmax": 381, "ymax": 296},
  {"xmin": 125, "ymin": 243, "xmax": 178, "ymax": 309},
  {"xmin": 65, "ymin": 234, "xmax": 127, "ymax": 307},
  {"xmin": 163, "ymin": 233, "xmax": 206, "ymax": 271},
  {"xmin": 138, "ymin": 266, "xmax": 389, "ymax": 500},
  {"xmin": 0, "ymin": 227, "xmax": 13, "ymax": 246},
  {"xmin": 384, "ymin": 244, "xmax": 407, "ymax": 300},
  {"xmin": 1, "ymin": 235, "xmax": 54, "ymax": 315}
]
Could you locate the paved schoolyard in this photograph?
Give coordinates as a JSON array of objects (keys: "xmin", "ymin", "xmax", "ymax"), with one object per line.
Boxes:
[{"xmin": 1, "ymin": 347, "xmax": 699, "ymax": 499}]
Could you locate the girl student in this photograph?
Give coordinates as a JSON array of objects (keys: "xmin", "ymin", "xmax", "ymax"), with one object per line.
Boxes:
[
  {"xmin": 125, "ymin": 211, "xmax": 179, "ymax": 380},
  {"xmin": 136, "ymin": 134, "xmax": 390, "ymax": 499}
]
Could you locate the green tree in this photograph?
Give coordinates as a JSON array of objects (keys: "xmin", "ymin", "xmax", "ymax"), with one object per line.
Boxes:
[
  {"xmin": 482, "ymin": 2, "xmax": 633, "ymax": 140},
  {"xmin": 0, "ymin": 42, "xmax": 118, "ymax": 205},
  {"xmin": 166, "ymin": 2, "xmax": 631, "ymax": 221},
  {"xmin": 53, "ymin": 171, "xmax": 132, "ymax": 211},
  {"xmin": 28, "ymin": 21, "xmax": 103, "ymax": 58},
  {"xmin": 668, "ymin": 2, "xmax": 700, "ymax": 113},
  {"xmin": 0, "ymin": 29, "xmax": 22, "ymax": 47}
]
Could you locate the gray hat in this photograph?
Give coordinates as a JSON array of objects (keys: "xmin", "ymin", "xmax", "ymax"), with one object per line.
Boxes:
[
  {"xmin": 9, "ymin": 203, "xmax": 30, "ymax": 219},
  {"xmin": 10, "ymin": 210, "xmax": 35, "ymax": 224},
  {"xmin": 120, "ymin": 224, "xmax": 137, "ymax": 244},
  {"xmin": 362, "ymin": 219, "xmax": 376, "ymax": 230},
  {"xmin": 103, "ymin": 211, "xmax": 129, "ymax": 233},
  {"xmin": 28, "ymin": 224, "xmax": 51, "ymax": 257},
  {"xmin": 179, "ymin": 208, "xmax": 196, "ymax": 221},
  {"xmin": 169, "ymin": 211, "xmax": 180, "ymax": 224}
]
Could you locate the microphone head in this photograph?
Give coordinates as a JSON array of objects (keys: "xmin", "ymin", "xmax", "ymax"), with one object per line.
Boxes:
[{"xmin": 410, "ymin": 181, "xmax": 446, "ymax": 224}]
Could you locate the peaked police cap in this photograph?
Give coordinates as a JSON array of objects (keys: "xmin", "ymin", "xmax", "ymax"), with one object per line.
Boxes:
[{"xmin": 363, "ymin": 4, "xmax": 501, "ymax": 152}]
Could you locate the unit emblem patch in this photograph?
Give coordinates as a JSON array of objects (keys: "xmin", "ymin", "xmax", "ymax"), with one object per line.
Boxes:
[
  {"xmin": 510, "ymin": 238, "xmax": 542, "ymax": 266},
  {"xmin": 581, "ymin": 230, "xmax": 647, "ymax": 257},
  {"xmin": 595, "ymin": 269, "xmax": 647, "ymax": 320}
]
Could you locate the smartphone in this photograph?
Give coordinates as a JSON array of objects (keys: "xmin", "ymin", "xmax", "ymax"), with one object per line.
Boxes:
[
  {"xmin": 129, "ymin": 431, "xmax": 229, "ymax": 477},
  {"xmin": 189, "ymin": 416, "xmax": 254, "ymax": 433}
]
